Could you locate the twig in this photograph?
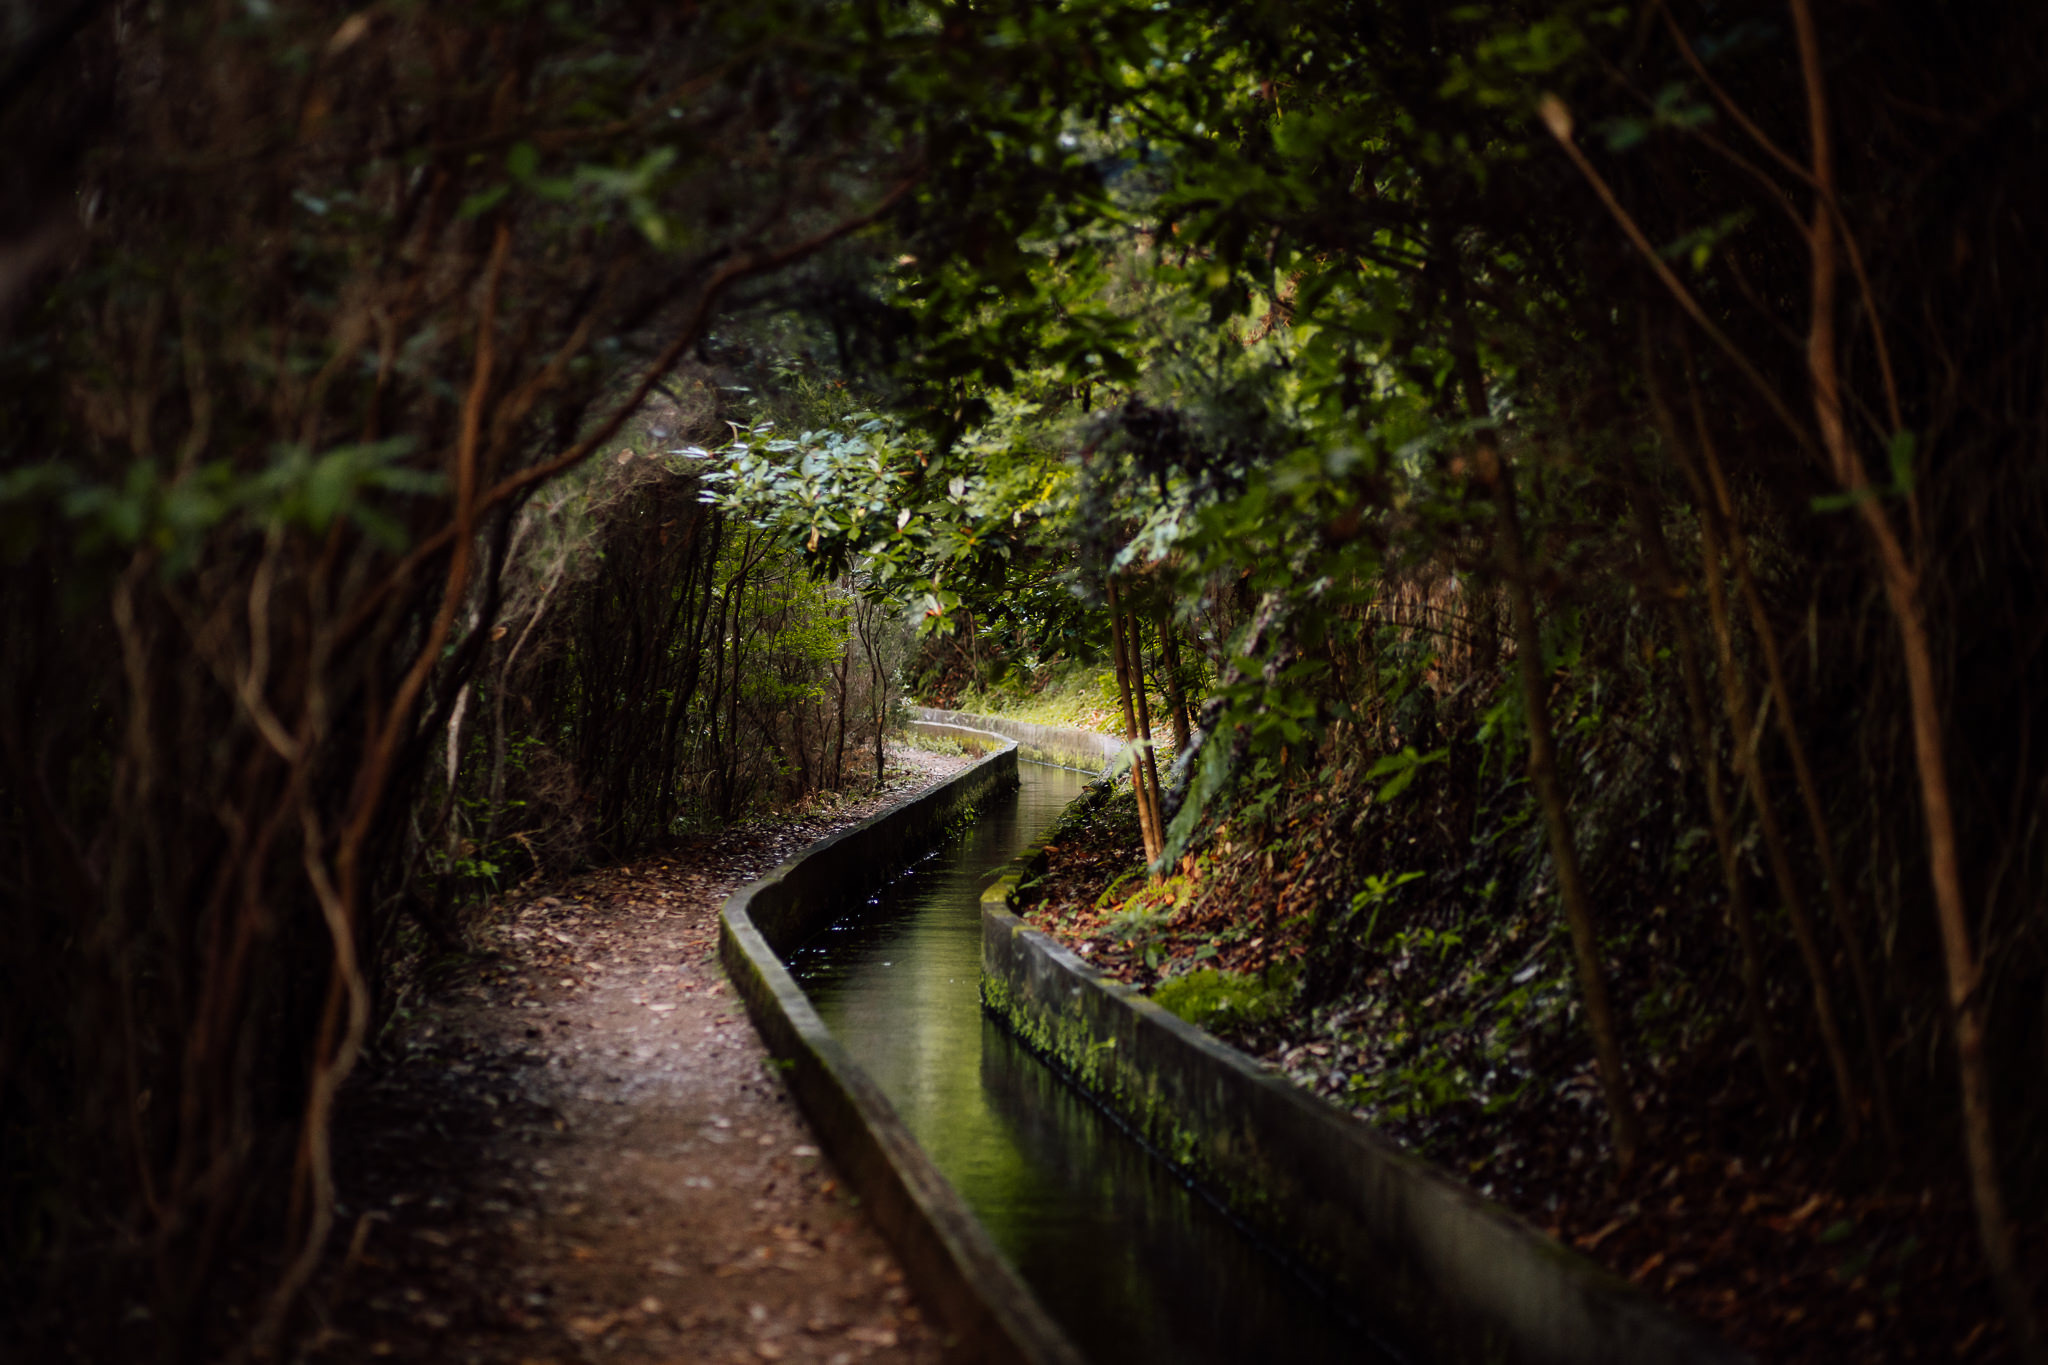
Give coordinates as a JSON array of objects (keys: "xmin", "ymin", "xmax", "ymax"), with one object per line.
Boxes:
[{"xmin": 1536, "ymin": 95, "xmax": 1815, "ymax": 461}]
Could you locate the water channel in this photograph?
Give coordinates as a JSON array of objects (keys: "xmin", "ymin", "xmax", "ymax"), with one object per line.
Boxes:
[{"xmin": 788, "ymin": 758, "xmax": 1399, "ymax": 1365}]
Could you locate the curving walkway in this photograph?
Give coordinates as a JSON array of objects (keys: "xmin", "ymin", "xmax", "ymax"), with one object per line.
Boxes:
[{"xmin": 309, "ymin": 750, "xmax": 971, "ymax": 1365}]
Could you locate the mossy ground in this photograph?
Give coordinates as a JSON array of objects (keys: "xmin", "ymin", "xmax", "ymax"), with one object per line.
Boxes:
[
  {"xmin": 928, "ymin": 658, "xmax": 1136, "ymax": 738},
  {"xmin": 1151, "ymin": 967, "xmax": 1290, "ymax": 1033}
]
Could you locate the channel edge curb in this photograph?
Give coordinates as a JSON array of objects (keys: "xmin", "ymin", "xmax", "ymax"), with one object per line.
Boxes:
[{"xmin": 718, "ymin": 725, "xmax": 1087, "ymax": 1365}]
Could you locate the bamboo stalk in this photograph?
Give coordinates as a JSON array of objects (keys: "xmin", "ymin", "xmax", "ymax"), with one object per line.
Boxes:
[
  {"xmin": 1128, "ymin": 612, "xmax": 1168, "ymax": 849},
  {"xmin": 1674, "ymin": 407, "xmax": 1864, "ymax": 1145},
  {"xmin": 1157, "ymin": 611, "xmax": 1193, "ymax": 752},
  {"xmin": 1107, "ymin": 579, "xmax": 1162, "ymax": 866},
  {"xmin": 1787, "ymin": 3, "xmax": 2032, "ymax": 1348}
]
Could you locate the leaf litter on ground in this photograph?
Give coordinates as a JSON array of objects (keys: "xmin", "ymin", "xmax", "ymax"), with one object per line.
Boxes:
[
  {"xmin": 1024, "ymin": 789, "xmax": 2034, "ymax": 1365},
  {"xmin": 303, "ymin": 745, "xmax": 971, "ymax": 1365}
]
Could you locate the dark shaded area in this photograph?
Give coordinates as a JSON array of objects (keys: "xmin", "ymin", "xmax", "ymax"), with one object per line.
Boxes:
[{"xmin": 1028, "ymin": 789, "xmax": 2032, "ymax": 1362}]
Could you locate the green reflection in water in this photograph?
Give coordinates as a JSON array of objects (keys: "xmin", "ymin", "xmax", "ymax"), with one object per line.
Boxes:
[{"xmin": 791, "ymin": 764, "xmax": 1391, "ymax": 1365}]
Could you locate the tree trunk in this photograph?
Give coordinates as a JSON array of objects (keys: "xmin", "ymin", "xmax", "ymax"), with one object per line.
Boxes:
[
  {"xmin": 1107, "ymin": 579, "xmax": 1162, "ymax": 865},
  {"xmin": 1492, "ymin": 453, "xmax": 1643, "ymax": 1170},
  {"xmin": 1157, "ymin": 611, "xmax": 1192, "ymax": 752},
  {"xmin": 1440, "ymin": 217, "xmax": 1641, "ymax": 1168},
  {"xmin": 1128, "ymin": 612, "xmax": 1168, "ymax": 847},
  {"xmin": 657, "ymin": 510, "xmax": 720, "ymax": 830},
  {"xmin": 1788, "ymin": 4, "xmax": 2033, "ymax": 1345},
  {"xmin": 440, "ymin": 681, "xmax": 472, "ymax": 858},
  {"xmin": 831, "ymin": 614, "xmax": 851, "ymax": 790},
  {"xmin": 1468, "ymin": 579, "xmax": 1499, "ymax": 676},
  {"xmin": 487, "ymin": 558, "xmax": 567, "ymax": 850},
  {"xmin": 858, "ymin": 592, "xmax": 887, "ymax": 788}
]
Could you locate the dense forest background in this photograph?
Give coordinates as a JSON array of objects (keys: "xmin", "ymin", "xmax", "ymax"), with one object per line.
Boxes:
[{"xmin": 1, "ymin": 0, "xmax": 2043, "ymax": 1359}]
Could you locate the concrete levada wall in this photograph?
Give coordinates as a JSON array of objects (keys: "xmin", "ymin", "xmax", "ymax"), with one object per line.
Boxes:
[
  {"xmin": 719, "ymin": 726, "xmax": 1087, "ymax": 1365},
  {"xmin": 964, "ymin": 711, "xmax": 1750, "ymax": 1365}
]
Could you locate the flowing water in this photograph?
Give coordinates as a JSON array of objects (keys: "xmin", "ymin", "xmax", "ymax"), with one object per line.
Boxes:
[{"xmin": 789, "ymin": 760, "xmax": 1396, "ymax": 1365}]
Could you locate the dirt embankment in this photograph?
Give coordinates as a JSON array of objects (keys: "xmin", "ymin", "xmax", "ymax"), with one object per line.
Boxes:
[{"xmin": 1023, "ymin": 789, "xmax": 2033, "ymax": 1365}]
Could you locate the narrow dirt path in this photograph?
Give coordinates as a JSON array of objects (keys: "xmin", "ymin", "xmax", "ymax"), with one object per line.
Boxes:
[{"xmin": 304, "ymin": 748, "xmax": 973, "ymax": 1365}]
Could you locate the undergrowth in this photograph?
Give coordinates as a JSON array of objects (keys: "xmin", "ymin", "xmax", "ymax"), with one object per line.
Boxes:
[
  {"xmin": 1018, "ymin": 657, "xmax": 2024, "ymax": 1364},
  {"xmin": 934, "ymin": 657, "xmax": 1132, "ymax": 735}
]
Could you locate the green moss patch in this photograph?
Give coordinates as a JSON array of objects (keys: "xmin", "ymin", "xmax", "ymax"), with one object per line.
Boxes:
[{"xmin": 1152, "ymin": 967, "xmax": 1291, "ymax": 1033}]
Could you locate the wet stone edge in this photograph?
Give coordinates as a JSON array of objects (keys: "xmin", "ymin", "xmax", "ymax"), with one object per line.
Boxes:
[{"xmin": 718, "ymin": 727, "xmax": 1088, "ymax": 1365}]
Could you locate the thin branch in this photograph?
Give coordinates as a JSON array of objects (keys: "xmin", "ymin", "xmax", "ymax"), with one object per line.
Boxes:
[
  {"xmin": 1537, "ymin": 96, "xmax": 1816, "ymax": 461},
  {"xmin": 1656, "ymin": 0, "xmax": 1904, "ymax": 436},
  {"xmin": 1653, "ymin": 0, "xmax": 1814, "ymax": 186},
  {"xmin": 340, "ymin": 176, "xmax": 916, "ymax": 646}
]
